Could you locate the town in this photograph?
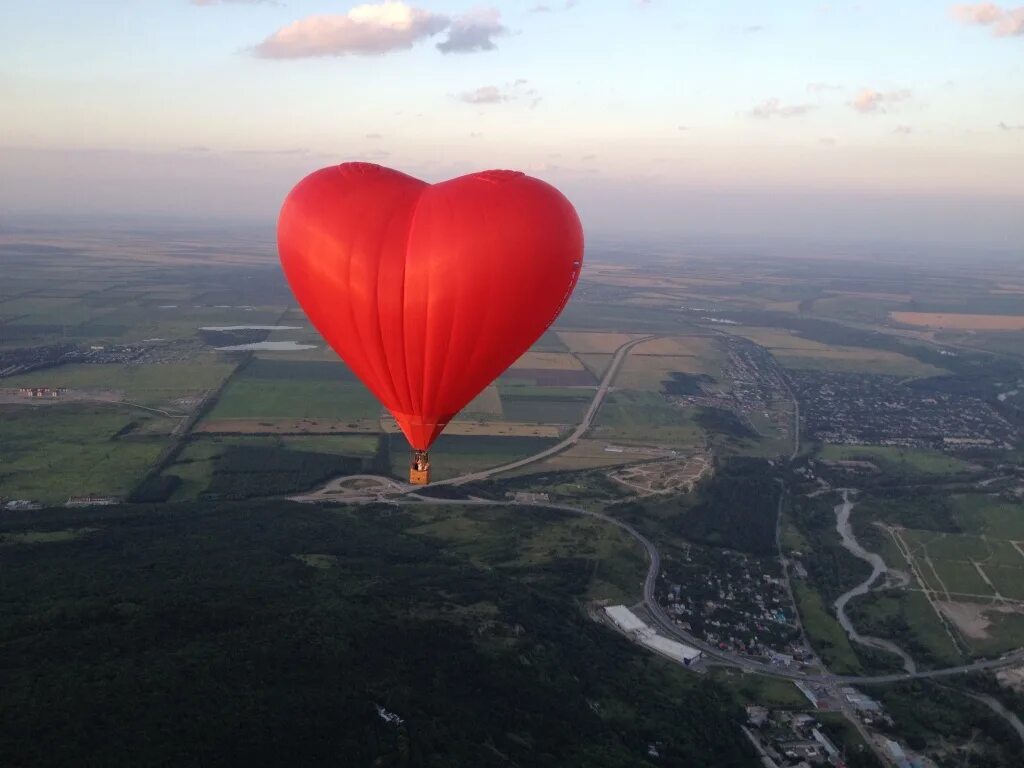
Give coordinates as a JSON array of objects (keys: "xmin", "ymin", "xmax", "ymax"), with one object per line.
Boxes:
[{"xmin": 790, "ymin": 370, "xmax": 1016, "ymax": 450}]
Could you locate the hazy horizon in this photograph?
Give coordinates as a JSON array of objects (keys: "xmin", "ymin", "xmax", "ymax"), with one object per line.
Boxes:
[{"xmin": 2, "ymin": 0, "xmax": 1023, "ymax": 250}]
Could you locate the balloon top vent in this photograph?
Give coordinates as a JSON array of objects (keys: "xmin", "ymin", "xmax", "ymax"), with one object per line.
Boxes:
[
  {"xmin": 335, "ymin": 162, "xmax": 386, "ymax": 176},
  {"xmin": 474, "ymin": 170, "xmax": 526, "ymax": 185}
]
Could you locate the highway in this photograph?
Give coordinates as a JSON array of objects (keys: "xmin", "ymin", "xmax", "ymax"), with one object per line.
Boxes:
[
  {"xmin": 398, "ymin": 494, "xmax": 1024, "ymax": 686},
  {"xmin": 432, "ymin": 334, "xmax": 656, "ymax": 486}
]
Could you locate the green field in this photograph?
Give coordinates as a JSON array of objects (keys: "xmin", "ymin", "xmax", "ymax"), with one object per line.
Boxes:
[
  {"xmin": 924, "ymin": 533, "xmax": 993, "ymax": 563},
  {"xmin": 819, "ymin": 444, "xmax": 976, "ymax": 476},
  {"xmin": 162, "ymin": 438, "xmax": 225, "ymax": 501},
  {"xmin": 279, "ymin": 434, "xmax": 380, "ymax": 456},
  {"xmin": 593, "ymin": 390, "xmax": 703, "ymax": 444},
  {"xmin": 710, "ymin": 669, "xmax": 808, "ymax": 710},
  {"xmin": 982, "ymin": 565, "xmax": 1024, "ymax": 600},
  {"xmin": 846, "ymin": 589, "xmax": 962, "ymax": 668},
  {"xmin": 772, "ymin": 350, "xmax": 946, "ymax": 377},
  {"xmin": 2, "ymin": 359, "xmax": 235, "ymax": 407},
  {"xmin": 791, "ymin": 583, "xmax": 862, "ymax": 675},
  {"xmin": 0, "ymin": 404, "xmax": 169, "ymax": 503},
  {"xmin": 951, "ymin": 495, "xmax": 1024, "ymax": 540},
  {"xmin": 209, "ymin": 375, "xmax": 381, "ymax": 420},
  {"xmin": 499, "ymin": 385, "xmax": 591, "ymax": 424},
  {"xmin": 933, "ymin": 560, "xmax": 992, "ymax": 596},
  {"xmin": 971, "ymin": 611, "xmax": 1024, "ymax": 656}
]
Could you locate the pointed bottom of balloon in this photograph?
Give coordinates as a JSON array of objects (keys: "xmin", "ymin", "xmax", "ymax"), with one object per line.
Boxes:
[{"xmin": 391, "ymin": 412, "xmax": 452, "ymax": 451}]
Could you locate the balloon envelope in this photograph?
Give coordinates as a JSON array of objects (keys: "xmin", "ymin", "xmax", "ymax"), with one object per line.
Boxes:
[{"xmin": 277, "ymin": 163, "xmax": 583, "ymax": 450}]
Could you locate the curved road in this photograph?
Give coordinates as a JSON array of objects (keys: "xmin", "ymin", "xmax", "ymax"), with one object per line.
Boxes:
[
  {"xmin": 433, "ymin": 334, "xmax": 656, "ymax": 487},
  {"xmin": 295, "ymin": 333, "xmax": 1024, "ymax": 686}
]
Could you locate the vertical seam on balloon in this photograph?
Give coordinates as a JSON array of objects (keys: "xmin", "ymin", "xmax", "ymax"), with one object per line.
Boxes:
[
  {"xmin": 454, "ymin": 192, "xmax": 497, "ymax": 412},
  {"xmin": 427, "ymin": 187, "xmax": 466, "ymax": 430},
  {"xmin": 450, "ymin": 183, "xmax": 511, "ymax": 412},
  {"xmin": 373, "ymin": 197, "xmax": 412, "ymax": 414},
  {"xmin": 398, "ymin": 186, "xmax": 426, "ymax": 433}
]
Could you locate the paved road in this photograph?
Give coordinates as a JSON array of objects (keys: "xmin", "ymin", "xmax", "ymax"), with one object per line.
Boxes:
[
  {"xmin": 293, "ymin": 333, "xmax": 1024, "ymax": 686},
  {"xmin": 299, "ymin": 333, "xmax": 657, "ymax": 501},
  {"xmin": 968, "ymin": 692, "xmax": 1024, "ymax": 745},
  {"xmin": 398, "ymin": 494, "xmax": 1024, "ymax": 686},
  {"xmin": 432, "ymin": 334, "xmax": 656, "ymax": 487}
]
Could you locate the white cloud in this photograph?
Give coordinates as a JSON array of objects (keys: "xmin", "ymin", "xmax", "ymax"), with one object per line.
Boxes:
[
  {"xmin": 458, "ymin": 80, "xmax": 536, "ymax": 104},
  {"xmin": 192, "ymin": 0, "xmax": 276, "ymax": 5},
  {"xmin": 952, "ymin": 3, "xmax": 1024, "ymax": 37},
  {"xmin": 252, "ymin": 2, "xmax": 449, "ymax": 58},
  {"xmin": 849, "ymin": 88, "xmax": 911, "ymax": 114},
  {"xmin": 806, "ymin": 82, "xmax": 842, "ymax": 93},
  {"xmin": 749, "ymin": 97, "xmax": 816, "ymax": 119}
]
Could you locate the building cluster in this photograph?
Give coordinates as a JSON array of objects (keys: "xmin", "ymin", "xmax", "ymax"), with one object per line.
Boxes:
[
  {"xmin": 657, "ymin": 546, "xmax": 806, "ymax": 660},
  {"xmin": 791, "ymin": 371, "xmax": 1016, "ymax": 450},
  {"xmin": 2, "ymin": 499, "xmax": 42, "ymax": 512},
  {"xmin": 665, "ymin": 336, "xmax": 793, "ymax": 439},
  {"xmin": 65, "ymin": 497, "xmax": 118, "ymax": 507},
  {"xmin": 745, "ymin": 688, "xmax": 930, "ymax": 768},
  {"xmin": 0, "ymin": 341, "xmax": 192, "ymax": 380},
  {"xmin": 16, "ymin": 386, "xmax": 67, "ymax": 398},
  {"xmin": 744, "ymin": 708, "xmax": 844, "ymax": 767}
]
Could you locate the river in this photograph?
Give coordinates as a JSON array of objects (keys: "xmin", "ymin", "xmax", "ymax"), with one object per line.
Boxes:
[{"xmin": 832, "ymin": 489, "xmax": 918, "ymax": 675}]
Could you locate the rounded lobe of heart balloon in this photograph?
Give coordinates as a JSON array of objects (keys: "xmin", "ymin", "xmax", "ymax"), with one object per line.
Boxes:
[{"xmin": 277, "ymin": 163, "xmax": 584, "ymax": 450}]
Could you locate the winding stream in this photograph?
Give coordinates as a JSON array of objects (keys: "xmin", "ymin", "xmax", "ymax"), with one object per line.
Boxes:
[{"xmin": 833, "ymin": 489, "xmax": 918, "ymax": 675}]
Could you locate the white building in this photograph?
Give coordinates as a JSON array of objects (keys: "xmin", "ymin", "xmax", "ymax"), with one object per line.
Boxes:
[{"xmin": 604, "ymin": 605, "xmax": 702, "ymax": 665}]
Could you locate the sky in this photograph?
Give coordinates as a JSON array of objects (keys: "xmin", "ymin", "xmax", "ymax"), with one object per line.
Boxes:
[{"xmin": 1, "ymin": 1, "xmax": 1022, "ymax": 251}]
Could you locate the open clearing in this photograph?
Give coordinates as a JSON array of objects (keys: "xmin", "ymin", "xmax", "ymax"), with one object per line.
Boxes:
[
  {"xmin": 631, "ymin": 335, "xmax": 718, "ymax": 357},
  {"xmin": 819, "ymin": 444, "xmax": 975, "ymax": 475},
  {"xmin": 891, "ymin": 312, "xmax": 1024, "ymax": 331},
  {"xmin": 593, "ymin": 390, "xmax": 704, "ymax": 445},
  {"xmin": 197, "ymin": 418, "xmax": 379, "ymax": 435},
  {"xmin": 614, "ymin": 354, "xmax": 715, "ymax": 390},
  {"xmin": 207, "ymin": 379, "xmax": 381, "ymax": 421},
  {"xmin": 0, "ymin": 404, "xmax": 168, "ymax": 503},
  {"xmin": 2, "ymin": 360, "xmax": 234, "ymax": 407},
  {"xmin": 515, "ymin": 439, "xmax": 658, "ymax": 473},
  {"xmin": 875, "ymin": 501, "xmax": 1024, "ymax": 656},
  {"xmin": 725, "ymin": 326, "xmax": 945, "ymax": 376},
  {"xmin": 511, "ymin": 351, "xmax": 585, "ymax": 370}
]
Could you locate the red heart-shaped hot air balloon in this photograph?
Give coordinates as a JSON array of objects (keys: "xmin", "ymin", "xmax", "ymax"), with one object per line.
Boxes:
[{"xmin": 277, "ymin": 163, "xmax": 583, "ymax": 483}]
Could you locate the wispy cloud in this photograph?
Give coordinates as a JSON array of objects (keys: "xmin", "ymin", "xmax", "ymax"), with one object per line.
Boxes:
[
  {"xmin": 849, "ymin": 88, "xmax": 911, "ymax": 114},
  {"xmin": 806, "ymin": 82, "xmax": 842, "ymax": 93},
  {"xmin": 460, "ymin": 85, "xmax": 506, "ymax": 104},
  {"xmin": 951, "ymin": 3, "xmax": 1024, "ymax": 37},
  {"xmin": 192, "ymin": 0, "xmax": 277, "ymax": 5},
  {"xmin": 253, "ymin": 2, "xmax": 447, "ymax": 57},
  {"xmin": 459, "ymin": 80, "xmax": 537, "ymax": 105},
  {"xmin": 529, "ymin": 1, "xmax": 577, "ymax": 12},
  {"xmin": 748, "ymin": 97, "xmax": 816, "ymax": 119},
  {"xmin": 251, "ymin": 2, "xmax": 505, "ymax": 59}
]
